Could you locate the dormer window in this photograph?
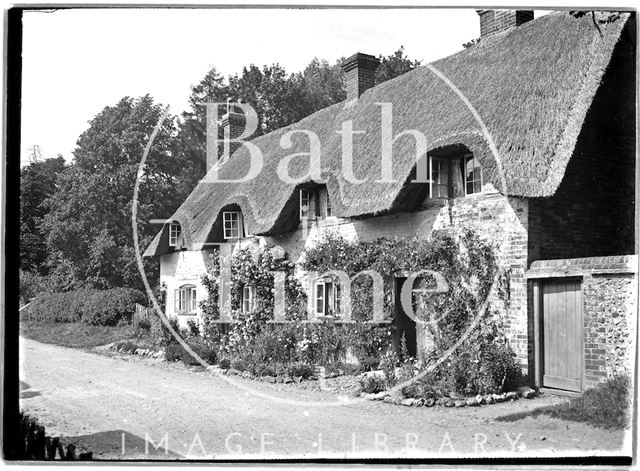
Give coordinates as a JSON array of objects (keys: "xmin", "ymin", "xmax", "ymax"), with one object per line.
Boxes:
[
  {"xmin": 431, "ymin": 158, "xmax": 449, "ymax": 198},
  {"xmin": 427, "ymin": 152, "xmax": 482, "ymax": 199},
  {"xmin": 300, "ymin": 186, "xmax": 332, "ymax": 221},
  {"xmin": 463, "ymin": 153, "xmax": 482, "ymax": 195},
  {"xmin": 169, "ymin": 223, "xmax": 181, "ymax": 247},
  {"xmin": 223, "ymin": 211, "xmax": 244, "ymax": 239}
]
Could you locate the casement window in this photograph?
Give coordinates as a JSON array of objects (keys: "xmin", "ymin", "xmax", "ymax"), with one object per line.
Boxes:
[
  {"xmin": 463, "ymin": 153, "xmax": 482, "ymax": 195},
  {"xmin": 430, "ymin": 158, "xmax": 449, "ymax": 199},
  {"xmin": 426, "ymin": 153, "xmax": 482, "ymax": 199},
  {"xmin": 175, "ymin": 284, "xmax": 197, "ymax": 314},
  {"xmin": 169, "ymin": 223, "xmax": 181, "ymax": 247},
  {"xmin": 314, "ymin": 277, "xmax": 340, "ymax": 317},
  {"xmin": 242, "ymin": 285, "xmax": 255, "ymax": 313},
  {"xmin": 300, "ymin": 187, "xmax": 332, "ymax": 221},
  {"xmin": 223, "ymin": 211, "xmax": 243, "ymax": 239}
]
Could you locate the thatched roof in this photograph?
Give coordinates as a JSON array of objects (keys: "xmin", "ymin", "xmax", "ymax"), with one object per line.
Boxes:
[{"xmin": 145, "ymin": 11, "xmax": 631, "ymax": 257}]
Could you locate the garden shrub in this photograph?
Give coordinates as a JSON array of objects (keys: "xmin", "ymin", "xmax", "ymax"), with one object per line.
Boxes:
[
  {"xmin": 286, "ymin": 361, "xmax": 315, "ymax": 379},
  {"xmin": 191, "ymin": 229, "xmax": 519, "ymax": 393},
  {"xmin": 231, "ymin": 358, "xmax": 248, "ymax": 372},
  {"xmin": 164, "ymin": 337, "xmax": 217, "ymax": 366},
  {"xmin": 23, "ymin": 289, "xmax": 97, "ymax": 323},
  {"xmin": 23, "ymin": 288, "xmax": 145, "ymax": 326},
  {"xmin": 114, "ymin": 340, "xmax": 140, "ymax": 354},
  {"xmin": 303, "ymin": 229, "xmax": 520, "ymax": 395},
  {"xmin": 360, "ymin": 375, "xmax": 387, "ymax": 394},
  {"xmin": 82, "ymin": 288, "xmax": 146, "ymax": 326}
]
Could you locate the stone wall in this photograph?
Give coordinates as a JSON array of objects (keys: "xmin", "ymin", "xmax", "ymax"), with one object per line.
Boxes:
[{"xmin": 583, "ymin": 272, "xmax": 637, "ymax": 386}]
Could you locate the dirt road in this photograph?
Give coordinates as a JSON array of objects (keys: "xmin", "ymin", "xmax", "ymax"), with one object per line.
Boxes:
[{"xmin": 19, "ymin": 338, "xmax": 630, "ymax": 460}]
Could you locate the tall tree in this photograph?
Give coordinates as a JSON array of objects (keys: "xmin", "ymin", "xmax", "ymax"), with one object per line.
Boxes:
[
  {"xmin": 43, "ymin": 95, "xmax": 184, "ymax": 291},
  {"xmin": 20, "ymin": 155, "xmax": 67, "ymax": 274}
]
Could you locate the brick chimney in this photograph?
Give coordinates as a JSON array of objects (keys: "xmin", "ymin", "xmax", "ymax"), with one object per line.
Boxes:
[
  {"xmin": 342, "ymin": 52, "xmax": 381, "ymax": 102},
  {"xmin": 221, "ymin": 110, "xmax": 245, "ymax": 162},
  {"xmin": 206, "ymin": 106, "xmax": 246, "ymax": 172},
  {"xmin": 477, "ymin": 10, "xmax": 534, "ymax": 38}
]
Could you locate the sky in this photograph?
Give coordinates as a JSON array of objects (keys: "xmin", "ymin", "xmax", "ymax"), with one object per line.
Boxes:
[{"xmin": 20, "ymin": 7, "xmax": 544, "ymax": 166}]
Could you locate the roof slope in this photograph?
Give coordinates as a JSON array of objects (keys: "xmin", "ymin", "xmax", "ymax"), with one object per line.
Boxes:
[{"xmin": 145, "ymin": 11, "xmax": 630, "ymax": 256}]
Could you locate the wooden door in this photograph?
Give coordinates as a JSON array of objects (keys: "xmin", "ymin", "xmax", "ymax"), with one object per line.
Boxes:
[{"xmin": 541, "ymin": 279, "xmax": 583, "ymax": 392}]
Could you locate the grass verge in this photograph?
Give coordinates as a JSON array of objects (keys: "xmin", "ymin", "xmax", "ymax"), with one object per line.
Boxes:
[
  {"xmin": 20, "ymin": 321, "xmax": 136, "ymax": 349},
  {"xmin": 496, "ymin": 375, "xmax": 631, "ymax": 430}
]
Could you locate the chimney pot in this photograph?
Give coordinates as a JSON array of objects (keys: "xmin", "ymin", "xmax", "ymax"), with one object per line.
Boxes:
[{"xmin": 342, "ymin": 52, "xmax": 381, "ymax": 102}]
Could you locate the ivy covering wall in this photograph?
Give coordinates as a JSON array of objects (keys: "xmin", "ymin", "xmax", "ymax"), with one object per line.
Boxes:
[{"xmin": 194, "ymin": 229, "xmax": 521, "ymax": 394}]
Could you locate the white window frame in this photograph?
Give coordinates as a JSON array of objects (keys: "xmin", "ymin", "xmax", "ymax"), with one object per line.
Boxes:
[
  {"xmin": 314, "ymin": 277, "xmax": 340, "ymax": 317},
  {"xmin": 300, "ymin": 188, "xmax": 316, "ymax": 220},
  {"xmin": 174, "ymin": 284, "xmax": 197, "ymax": 314},
  {"xmin": 169, "ymin": 222, "xmax": 181, "ymax": 247},
  {"xmin": 242, "ymin": 285, "xmax": 255, "ymax": 313},
  {"xmin": 463, "ymin": 153, "xmax": 483, "ymax": 196},
  {"xmin": 315, "ymin": 280, "xmax": 325, "ymax": 316},
  {"xmin": 300, "ymin": 187, "xmax": 332, "ymax": 221},
  {"xmin": 223, "ymin": 211, "xmax": 243, "ymax": 239},
  {"xmin": 325, "ymin": 190, "xmax": 332, "ymax": 218}
]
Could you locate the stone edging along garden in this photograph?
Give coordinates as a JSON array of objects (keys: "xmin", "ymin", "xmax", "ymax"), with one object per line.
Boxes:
[
  {"xmin": 218, "ymin": 365, "xmax": 541, "ymax": 409},
  {"xmin": 359, "ymin": 386, "xmax": 539, "ymax": 408},
  {"xmin": 102, "ymin": 342, "xmax": 542, "ymax": 409}
]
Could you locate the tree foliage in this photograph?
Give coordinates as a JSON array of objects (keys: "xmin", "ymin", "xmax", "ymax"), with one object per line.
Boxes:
[
  {"xmin": 375, "ymin": 46, "xmax": 422, "ymax": 85},
  {"xmin": 20, "ymin": 156, "xmax": 67, "ymax": 274},
  {"xmin": 22, "ymin": 47, "xmax": 422, "ymax": 295},
  {"xmin": 42, "ymin": 95, "xmax": 187, "ymax": 291}
]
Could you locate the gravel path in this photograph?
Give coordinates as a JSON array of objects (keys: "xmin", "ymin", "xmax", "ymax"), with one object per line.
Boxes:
[{"xmin": 19, "ymin": 337, "xmax": 630, "ymax": 460}]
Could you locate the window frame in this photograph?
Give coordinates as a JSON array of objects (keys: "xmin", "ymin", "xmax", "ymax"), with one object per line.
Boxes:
[
  {"xmin": 242, "ymin": 285, "xmax": 255, "ymax": 313},
  {"xmin": 300, "ymin": 187, "xmax": 332, "ymax": 222},
  {"xmin": 169, "ymin": 222, "xmax": 181, "ymax": 247},
  {"xmin": 463, "ymin": 153, "xmax": 483, "ymax": 196},
  {"xmin": 430, "ymin": 157, "xmax": 449, "ymax": 199},
  {"xmin": 223, "ymin": 211, "xmax": 243, "ymax": 239},
  {"xmin": 314, "ymin": 277, "xmax": 340, "ymax": 317},
  {"xmin": 174, "ymin": 284, "xmax": 197, "ymax": 314}
]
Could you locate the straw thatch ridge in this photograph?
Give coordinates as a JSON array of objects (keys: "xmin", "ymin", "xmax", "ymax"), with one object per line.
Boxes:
[{"xmin": 144, "ymin": 11, "xmax": 630, "ymax": 256}]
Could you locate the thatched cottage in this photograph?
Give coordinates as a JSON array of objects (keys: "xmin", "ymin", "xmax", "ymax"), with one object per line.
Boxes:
[{"xmin": 145, "ymin": 10, "xmax": 637, "ymax": 393}]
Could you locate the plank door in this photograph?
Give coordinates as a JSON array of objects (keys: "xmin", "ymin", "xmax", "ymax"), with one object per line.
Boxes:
[{"xmin": 541, "ymin": 279, "xmax": 583, "ymax": 392}]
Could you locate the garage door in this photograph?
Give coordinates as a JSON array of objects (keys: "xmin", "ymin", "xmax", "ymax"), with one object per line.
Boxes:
[{"xmin": 542, "ymin": 279, "xmax": 583, "ymax": 392}]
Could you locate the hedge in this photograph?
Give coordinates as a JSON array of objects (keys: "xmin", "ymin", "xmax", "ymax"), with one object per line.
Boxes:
[{"xmin": 23, "ymin": 288, "xmax": 146, "ymax": 326}]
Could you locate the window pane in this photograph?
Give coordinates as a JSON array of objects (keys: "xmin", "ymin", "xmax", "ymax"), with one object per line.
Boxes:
[
  {"xmin": 431, "ymin": 159, "xmax": 449, "ymax": 198},
  {"xmin": 326, "ymin": 283, "xmax": 334, "ymax": 315},
  {"xmin": 315, "ymin": 282, "xmax": 324, "ymax": 314},
  {"xmin": 191, "ymin": 288, "xmax": 197, "ymax": 311},
  {"xmin": 223, "ymin": 212, "xmax": 242, "ymax": 238}
]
